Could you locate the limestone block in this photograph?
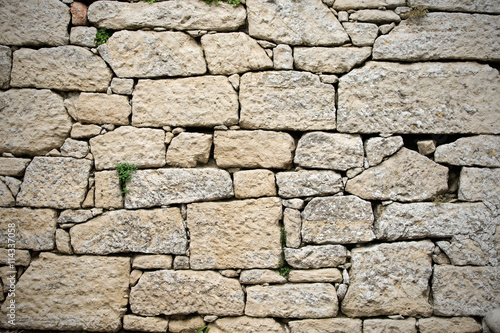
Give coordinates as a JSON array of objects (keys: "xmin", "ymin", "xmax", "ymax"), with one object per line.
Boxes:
[
  {"xmin": 276, "ymin": 170, "xmax": 343, "ymax": 198},
  {"xmin": 284, "ymin": 208, "xmax": 301, "ymax": 248},
  {"xmin": 95, "ymin": 170, "xmax": 123, "ymax": 209},
  {"xmin": 273, "ymin": 44, "xmax": 293, "ymax": 70},
  {"xmin": 209, "ymin": 316, "xmax": 285, "ymax": 333},
  {"xmin": 245, "ymin": 283, "xmax": 338, "ymax": 318},
  {"xmin": 58, "ymin": 209, "xmax": 98, "ymax": 225},
  {"xmin": 166, "ymin": 132, "xmax": 212, "ymax": 168},
  {"xmin": 342, "ymin": 241, "xmax": 434, "ymax": 317},
  {"xmin": 4, "ymin": 177, "xmax": 21, "ymax": 197},
  {"xmin": 435, "ymin": 135, "xmax": 500, "ymax": 167},
  {"xmin": 289, "ymin": 318, "xmax": 362, "ymax": 333},
  {"xmin": 60, "ymin": 138, "xmax": 89, "ymax": 159},
  {"xmin": 123, "ymin": 315, "xmax": 169, "ymax": 333},
  {"xmin": 70, "ymin": 2, "xmax": 88, "ymax": 26},
  {"xmin": 169, "ymin": 315, "xmax": 205, "ymax": 333},
  {"xmin": 294, "ymin": 47, "xmax": 371, "ymax": 73},
  {"xmin": 173, "ymin": 256, "xmax": 190, "ymax": 270},
  {"xmin": 418, "ymin": 317, "xmax": 482, "ymax": 333},
  {"xmin": 0, "ymin": 248, "xmax": 30, "ymax": 266},
  {"xmin": 284, "ymin": 245, "xmax": 347, "ymax": 269},
  {"xmin": 459, "ymin": 167, "xmax": 500, "ymax": 210},
  {"xmin": 288, "ymin": 268, "xmax": 342, "ymax": 283},
  {"xmin": 71, "ymin": 123, "xmax": 102, "ymax": 139},
  {"xmin": 333, "ymin": 0, "xmax": 405, "ymax": 10},
  {"xmin": 239, "ymin": 269, "xmax": 287, "ymax": 284},
  {"xmin": 342, "ymin": 22, "xmax": 378, "ymax": 46},
  {"xmin": 364, "ymin": 136, "xmax": 404, "ymax": 167},
  {"xmin": 0, "ymin": 46, "xmax": 11, "ymax": 88},
  {"xmin": 240, "ymin": 71, "xmax": 336, "ymax": 131},
  {"xmin": 132, "ymin": 255, "xmax": 173, "ymax": 270},
  {"xmin": 411, "ymin": 0, "xmax": 500, "ymax": 13},
  {"xmin": 0, "ymin": 180, "xmax": 14, "ymax": 207},
  {"xmin": 363, "ymin": 318, "xmax": 416, "ymax": 333},
  {"xmin": 350, "ymin": 10, "xmax": 401, "ymax": 23},
  {"xmin": 437, "ymin": 237, "xmax": 490, "ymax": 266},
  {"xmin": 77, "ymin": 93, "xmax": 131, "ymax": 125},
  {"xmin": 485, "ymin": 309, "xmax": 500, "ymax": 333},
  {"xmin": 56, "ymin": 229, "xmax": 73, "ymax": 254},
  {"xmin": 234, "ymin": 169, "xmax": 276, "ymax": 199},
  {"xmin": 187, "ymin": 198, "xmax": 282, "ymax": 269},
  {"xmin": 69, "ymin": 26, "xmax": 97, "ymax": 47},
  {"xmin": 0, "ymin": 158, "xmax": 30, "ymax": 177},
  {"xmin": 110, "ymin": 78, "xmax": 134, "ymax": 95},
  {"xmin": 417, "ymin": 140, "xmax": 436, "ymax": 155}
]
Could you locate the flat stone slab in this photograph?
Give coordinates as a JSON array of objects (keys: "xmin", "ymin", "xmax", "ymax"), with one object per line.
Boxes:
[
  {"xmin": 77, "ymin": 93, "xmax": 131, "ymax": 125},
  {"xmin": 411, "ymin": 0, "xmax": 500, "ymax": 13},
  {"xmin": 459, "ymin": 167, "xmax": 500, "ymax": 210},
  {"xmin": 208, "ymin": 316, "xmax": 285, "ymax": 333},
  {"xmin": 333, "ymin": 0, "xmax": 405, "ymax": 10},
  {"xmin": 338, "ymin": 62, "xmax": 500, "ymax": 134},
  {"xmin": 363, "ymin": 318, "xmax": 417, "ymax": 333},
  {"xmin": 294, "ymin": 47, "xmax": 371, "ymax": 74},
  {"xmin": 239, "ymin": 269, "xmax": 287, "ymax": 285},
  {"xmin": 284, "ymin": 245, "xmax": 347, "ymax": 269},
  {"xmin": 418, "ymin": 317, "xmax": 482, "ymax": 333},
  {"xmin": 276, "ymin": 170, "xmax": 343, "ymax": 198},
  {"xmin": 289, "ymin": 318, "xmax": 362, "ymax": 333},
  {"xmin": 288, "ymin": 268, "xmax": 342, "ymax": 283},
  {"xmin": 435, "ymin": 135, "xmax": 500, "ymax": 167}
]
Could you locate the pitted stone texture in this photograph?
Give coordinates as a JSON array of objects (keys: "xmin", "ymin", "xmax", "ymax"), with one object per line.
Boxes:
[
  {"xmin": 201, "ymin": 33, "xmax": 273, "ymax": 75},
  {"xmin": 373, "ymin": 13, "xmax": 500, "ymax": 61},
  {"xmin": 247, "ymin": 0, "xmax": 349, "ymax": 46},
  {"xmin": 123, "ymin": 315, "xmax": 169, "ymax": 333},
  {"xmin": 70, "ymin": 26, "xmax": 97, "ymax": 48},
  {"xmin": 435, "ymin": 135, "xmax": 500, "ymax": 167},
  {"xmin": 0, "ymin": 46, "xmax": 11, "ymax": 88},
  {"xmin": 342, "ymin": 22, "xmax": 378, "ymax": 46},
  {"xmin": 346, "ymin": 148, "xmax": 448, "ymax": 202},
  {"xmin": 284, "ymin": 208, "xmax": 301, "ymax": 248},
  {"xmin": 432, "ymin": 265, "xmax": 500, "ymax": 316},
  {"xmin": 273, "ymin": 44, "xmax": 293, "ymax": 70},
  {"xmin": 294, "ymin": 47, "xmax": 371, "ymax": 74},
  {"xmin": 0, "ymin": 89, "xmax": 71, "ymax": 156},
  {"xmin": 125, "ymin": 168, "xmax": 233, "ymax": 209},
  {"xmin": 294, "ymin": 132, "xmax": 364, "ymax": 171},
  {"xmin": 333, "ymin": 0, "xmax": 405, "ymax": 9},
  {"xmin": 342, "ymin": 241, "xmax": 434, "ymax": 317},
  {"xmin": 288, "ymin": 269, "xmax": 342, "ymax": 283},
  {"xmin": 110, "ymin": 78, "xmax": 134, "ymax": 95},
  {"xmin": 234, "ymin": 169, "xmax": 276, "ymax": 199},
  {"xmin": 364, "ymin": 136, "xmax": 404, "ymax": 167},
  {"xmin": 284, "ymin": 245, "xmax": 347, "ymax": 269},
  {"xmin": 0, "ymin": 158, "xmax": 30, "ymax": 177},
  {"xmin": 459, "ymin": 167, "xmax": 500, "ymax": 210},
  {"xmin": 17, "ymin": 157, "xmax": 91, "ymax": 209},
  {"xmin": 169, "ymin": 315, "xmax": 205, "ymax": 333},
  {"xmin": 90, "ymin": 126, "xmax": 165, "ymax": 170},
  {"xmin": 188, "ymin": 198, "xmax": 282, "ymax": 269},
  {"xmin": 0, "ymin": 208, "xmax": 56, "ymax": 250},
  {"xmin": 71, "ymin": 209, "xmax": 187, "ymax": 255},
  {"xmin": 58, "ymin": 209, "xmax": 99, "ymax": 225},
  {"xmin": 289, "ymin": 318, "xmax": 362, "ymax": 333},
  {"xmin": 132, "ymin": 255, "xmax": 173, "ymax": 270},
  {"xmin": 239, "ymin": 269, "xmax": 287, "ymax": 285},
  {"xmin": 214, "ymin": 130, "xmax": 295, "ymax": 169},
  {"xmin": 350, "ymin": 10, "xmax": 401, "ymax": 23},
  {"xmin": 302, "ymin": 196, "xmax": 375, "ymax": 244},
  {"xmin": 363, "ymin": 318, "xmax": 417, "ymax": 333},
  {"xmin": 88, "ymin": 0, "xmax": 245, "ymax": 31},
  {"xmin": 95, "ymin": 170, "xmax": 123, "ymax": 209},
  {"xmin": 0, "ymin": 248, "xmax": 30, "ymax": 266},
  {"xmin": 438, "ymin": 237, "xmax": 491, "ymax": 266},
  {"xmin": 0, "ymin": 180, "xmax": 14, "ymax": 207},
  {"xmin": 246, "ymin": 283, "xmax": 338, "ymax": 318},
  {"xmin": 338, "ymin": 62, "xmax": 500, "ymax": 134},
  {"xmin": 132, "ymin": 77, "xmax": 238, "ymax": 127},
  {"xmin": 411, "ymin": 0, "xmax": 500, "ymax": 13},
  {"xmin": 166, "ymin": 133, "xmax": 212, "ymax": 168},
  {"xmin": 208, "ymin": 316, "xmax": 285, "ymax": 333},
  {"xmin": 0, "ymin": 253, "xmax": 129, "ymax": 331},
  {"xmin": 240, "ymin": 71, "xmax": 336, "ymax": 131},
  {"xmin": 130, "ymin": 270, "xmax": 245, "ymax": 316},
  {"xmin": 60, "ymin": 139, "xmax": 89, "ymax": 159},
  {"xmin": 0, "ymin": 0, "xmax": 70, "ymax": 46},
  {"xmin": 98, "ymin": 31, "xmax": 206, "ymax": 78},
  {"xmin": 418, "ymin": 317, "xmax": 482, "ymax": 333},
  {"xmin": 276, "ymin": 170, "xmax": 343, "ymax": 198},
  {"xmin": 11, "ymin": 46, "xmax": 112, "ymax": 91},
  {"xmin": 56, "ymin": 229, "xmax": 73, "ymax": 254},
  {"xmin": 77, "ymin": 93, "xmax": 130, "ymax": 125}
]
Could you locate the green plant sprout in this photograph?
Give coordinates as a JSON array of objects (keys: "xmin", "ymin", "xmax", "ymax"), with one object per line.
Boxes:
[
  {"xmin": 197, "ymin": 325, "xmax": 210, "ymax": 333},
  {"xmin": 402, "ymin": 5, "xmax": 428, "ymax": 19},
  {"xmin": 277, "ymin": 260, "xmax": 291, "ymax": 278},
  {"xmin": 205, "ymin": 0, "xmax": 241, "ymax": 7},
  {"xmin": 143, "ymin": 0, "xmax": 157, "ymax": 3},
  {"xmin": 115, "ymin": 162, "xmax": 138, "ymax": 195},
  {"xmin": 95, "ymin": 28, "xmax": 111, "ymax": 45},
  {"xmin": 280, "ymin": 227, "xmax": 287, "ymax": 247}
]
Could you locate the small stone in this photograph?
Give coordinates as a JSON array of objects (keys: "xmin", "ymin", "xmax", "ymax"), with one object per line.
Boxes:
[
  {"xmin": 46, "ymin": 149, "xmax": 61, "ymax": 157},
  {"xmin": 284, "ymin": 208, "xmax": 301, "ymax": 248},
  {"xmin": 173, "ymin": 256, "xmax": 190, "ymax": 270},
  {"xmin": 123, "ymin": 315, "xmax": 169, "ymax": 333},
  {"xmin": 70, "ymin": 26, "xmax": 97, "ymax": 48},
  {"xmin": 4, "ymin": 177, "xmax": 21, "ymax": 197},
  {"xmin": 110, "ymin": 78, "xmax": 134, "ymax": 95},
  {"xmin": 363, "ymin": 318, "xmax": 417, "ymax": 333},
  {"xmin": 70, "ymin": 123, "xmax": 101, "ymax": 139},
  {"xmin": 166, "ymin": 132, "xmax": 212, "ymax": 168},
  {"xmin": 289, "ymin": 318, "xmax": 362, "ymax": 333},
  {"xmin": 94, "ymin": 170, "xmax": 123, "ymax": 209},
  {"xmin": 417, "ymin": 140, "xmax": 437, "ymax": 155},
  {"xmin": 58, "ymin": 210, "xmax": 94, "ymax": 224},
  {"xmin": 0, "ymin": 248, "xmax": 30, "ymax": 266},
  {"xmin": 164, "ymin": 132, "xmax": 174, "ymax": 145},
  {"xmin": 284, "ymin": 245, "xmax": 347, "ymax": 269},
  {"xmin": 273, "ymin": 44, "xmax": 293, "ymax": 70},
  {"xmin": 288, "ymin": 268, "xmax": 342, "ymax": 283},
  {"xmin": 169, "ymin": 315, "xmax": 206, "ymax": 333},
  {"xmin": 0, "ymin": 46, "xmax": 11, "ymax": 89},
  {"xmin": 333, "ymin": 0, "xmax": 406, "ymax": 10},
  {"xmin": 342, "ymin": 22, "xmax": 378, "ymax": 46},
  {"xmin": 379, "ymin": 22, "xmax": 395, "ymax": 34},
  {"xmin": 319, "ymin": 74, "xmax": 338, "ymax": 84},
  {"xmin": 418, "ymin": 317, "xmax": 482, "ymax": 333},
  {"xmin": 294, "ymin": 47, "xmax": 371, "ymax": 73},
  {"xmin": 204, "ymin": 315, "xmax": 218, "ymax": 323},
  {"xmin": 0, "ymin": 158, "xmax": 30, "ymax": 177},
  {"xmin": 350, "ymin": 9, "xmax": 401, "ymax": 23},
  {"xmin": 282, "ymin": 198, "xmax": 305, "ymax": 209},
  {"xmin": 228, "ymin": 74, "xmax": 240, "ymax": 90},
  {"xmin": 364, "ymin": 136, "xmax": 404, "ymax": 167},
  {"xmin": 70, "ymin": 2, "xmax": 88, "ymax": 26},
  {"xmin": 459, "ymin": 167, "xmax": 500, "ymax": 210},
  {"xmin": 233, "ymin": 169, "xmax": 276, "ymax": 199},
  {"xmin": 209, "ymin": 316, "xmax": 285, "ymax": 333},
  {"xmin": 239, "ymin": 269, "xmax": 287, "ymax": 284},
  {"xmin": 220, "ymin": 270, "xmax": 239, "ymax": 278},
  {"xmin": 133, "ymin": 255, "xmax": 173, "ymax": 270},
  {"xmin": 485, "ymin": 308, "xmax": 500, "ymax": 333},
  {"xmin": 130, "ymin": 270, "xmax": 143, "ymax": 286},
  {"xmin": 276, "ymin": 170, "xmax": 343, "ymax": 198},
  {"xmin": 346, "ymin": 167, "xmax": 363, "ymax": 178},
  {"xmin": 336, "ymin": 284, "xmax": 348, "ymax": 301},
  {"xmin": 435, "ymin": 135, "xmax": 500, "ymax": 167},
  {"xmin": 55, "ymin": 229, "xmax": 73, "ymax": 254},
  {"xmin": 342, "ymin": 269, "xmax": 350, "ymax": 284},
  {"xmin": 60, "ymin": 139, "xmax": 89, "ymax": 159},
  {"xmin": 257, "ymin": 40, "xmax": 277, "ymax": 48},
  {"xmin": 338, "ymin": 11, "xmax": 349, "ymax": 21}
]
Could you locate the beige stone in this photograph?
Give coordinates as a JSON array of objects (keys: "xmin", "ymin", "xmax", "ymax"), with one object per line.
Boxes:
[
  {"xmin": 166, "ymin": 132, "xmax": 212, "ymax": 168},
  {"xmin": 0, "ymin": 158, "xmax": 30, "ymax": 177},
  {"xmin": 0, "ymin": 46, "xmax": 11, "ymax": 88},
  {"xmin": 110, "ymin": 78, "xmax": 134, "ymax": 95},
  {"xmin": 0, "ymin": 180, "xmax": 14, "ymax": 207},
  {"xmin": 288, "ymin": 268, "xmax": 342, "ymax": 283},
  {"xmin": 71, "ymin": 123, "xmax": 102, "ymax": 139},
  {"xmin": 333, "ymin": 0, "xmax": 405, "ymax": 10},
  {"xmin": 56, "ymin": 229, "xmax": 73, "ymax": 254},
  {"xmin": 289, "ymin": 318, "xmax": 362, "ymax": 333},
  {"xmin": 411, "ymin": 0, "xmax": 500, "ymax": 13},
  {"xmin": 294, "ymin": 47, "xmax": 371, "ymax": 74},
  {"xmin": 239, "ymin": 269, "xmax": 287, "ymax": 284},
  {"xmin": 435, "ymin": 135, "xmax": 500, "ymax": 167},
  {"xmin": 95, "ymin": 170, "xmax": 123, "ymax": 209},
  {"xmin": 459, "ymin": 167, "xmax": 500, "ymax": 210},
  {"xmin": 363, "ymin": 318, "xmax": 417, "ymax": 333},
  {"xmin": 276, "ymin": 170, "xmax": 343, "ymax": 198},
  {"xmin": 350, "ymin": 9, "xmax": 401, "ymax": 23},
  {"xmin": 437, "ymin": 238, "xmax": 490, "ymax": 266},
  {"xmin": 173, "ymin": 256, "xmax": 190, "ymax": 270},
  {"xmin": 418, "ymin": 139, "xmax": 437, "ymax": 155},
  {"xmin": 0, "ymin": 248, "xmax": 30, "ymax": 266},
  {"xmin": 60, "ymin": 138, "xmax": 89, "ymax": 159},
  {"xmin": 209, "ymin": 316, "xmax": 285, "ymax": 333},
  {"xmin": 234, "ymin": 169, "xmax": 276, "ymax": 199},
  {"xmin": 4, "ymin": 176, "xmax": 21, "ymax": 197},
  {"xmin": 77, "ymin": 93, "xmax": 130, "ymax": 125},
  {"xmin": 187, "ymin": 198, "xmax": 282, "ymax": 269},
  {"xmin": 284, "ymin": 245, "xmax": 347, "ymax": 269},
  {"xmin": 284, "ymin": 208, "xmax": 301, "ymax": 248},
  {"xmin": 169, "ymin": 315, "xmax": 205, "ymax": 333},
  {"xmin": 342, "ymin": 22, "xmax": 378, "ymax": 46},
  {"xmin": 418, "ymin": 317, "xmax": 481, "ymax": 333},
  {"xmin": 123, "ymin": 315, "xmax": 169, "ymax": 333},
  {"xmin": 273, "ymin": 44, "xmax": 293, "ymax": 70},
  {"xmin": 69, "ymin": 26, "xmax": 97, "ymax": 48},
  {"xmin": 133, "ymin": 255, "xmax": 173, "ymax": 270},
  {"xmin": 364, "ymin": 136, "xmax": 404, "ymax": 167}
]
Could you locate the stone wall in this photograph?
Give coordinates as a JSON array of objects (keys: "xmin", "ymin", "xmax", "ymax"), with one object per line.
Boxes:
[{"xmin": 0, "ymin": 0, "xmax": 499, "ymax": 332}]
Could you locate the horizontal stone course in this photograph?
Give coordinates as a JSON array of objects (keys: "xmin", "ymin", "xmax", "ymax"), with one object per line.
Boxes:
[{"xmin": 276, "ymin": 170, "xmax": 343, "ymax": 198}]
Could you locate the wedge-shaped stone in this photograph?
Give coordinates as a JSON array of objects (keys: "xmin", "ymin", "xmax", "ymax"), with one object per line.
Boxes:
[
  {"xmin": 0, "ymin": 0, "xmax": 70, "ymax": 46},
  {"xmin": 333, "ymin": 0, "xmax": 405, "ymax": 10},
  {"xmin": 188, "ymin": 198, "xmax": 282, "ymax": 269},
  {"xmin": 132, "ymin": 77, "xmax": 238, "ymax": 127},
  {"xmin": 373, "ymin": 13, "xmax": 500, "ymax": 61},
  {"xmin": 208, "ymin": 316, "xmax": 285, "ymax": 333},
  {"xmin": 302, "ymin": 196, "xmax": 375, "ymax": 244},
  {"xmin": 247, "ymin": 0, "xmax": 349, "ymax": 46},
  {"xmin": 0, "ymin": 89, "xmax": 71, "ymax": 156},
  {"xmin": 240, "ymin": 71, "xmax": 336, "ymax": 131},
  {"xmin": 0, "ymin": 46, "xmax": 11, "ymax": 88},
  {"xmin": 294, "ymin": 47, "xmax": 371, "ymax": 73},
  {"xmin": 284, "ymin": 245, "xmax": 347, "ymax": 269},
  {"xmin": 88, "ymin": 0, "xmax": 246, "ymax": 31},
  {"xmin": 239, "ymin": 269, "xmax": 287, "ymax": 285},
  {"xmin": 459, "ymin": 167, "xmax": 500, "ymax": 210},
  {"xmin": 77, "ymin": 93, "xmax": 131, "ymax": 125},
  {"xmin": 246, "ymin": 283, "xmax": 338, "ymax": 318},
  {"xmin": 0, "ymin": 253, "xmax": 129, "ymax": 331},
  {"xmin": 411, "ymin": 0, "xmax": 500, "ymax": 13},
  {"xmin": 11, "ymin": 46, "xmax": 112, "ymax": 91},
  {"xmin": 294, "ymin": 132, "xmax": 363, "ymax": 170},
  {"xmin": 0, "ymin": 208, "xmax": 57, "ymax": 251},
  {"xmin": 166, "ymin": 132, "xmax": 212, "ymax": 168},
  {"xmin": 435, "ymin": 135, "xmax": 500, "ymax": 167},
  {"xmin": 124, "ymin": 168, "xmax": 233, "ymax": 209},
  {"xmin": 338, "ymin": 62, "xmax": 500, "ymax": 134},
  {"xmin": 289, "ymin": 318, "xmax": 362, "ymax": 333},
  {"xmin": 17, "ymin": 157, "xmax": 91, "ymax": 209},
  {"xmin": 418, "ymin": 317, "xmax": 482, "ymax": 333},
  {"xmin": 130, "ymin": 270, "xmax": 245, "ymax": 316},
  {"xmin": 432, "ymin": 265, "xmax": 500, "ymax": 316},
  {"xmin": 363, "ymin": 318, "xmax": 417, "ymax": 333},
  {"xmin": 342, "ymin": 23, "xmax": 379, "ymax": 46},
  {"xmin": 98, "ymin": 31, "xmax": 206, "ymax": 78},
  {"xmin": 90, "ymin": 126, "xmax": 166, "ymax": 170},
  {"xmin": 0, "ymin": 180, "xmax": 14, "ymax": 207},
  {"xmin": 276, "ymin": 170, "xmax": 343, "ymax": 198},
  {"xmin": 214, "ymin": 130, "xmax": 295, "ymax": 169},
  {"xmin": 346, "ymin": 148, "xmax": 448, "ymax": 202},
  {"xmin": 342, "ymin": 241, "xmax": 434, "ymax": 317},
  {"xmin": 364, "ymin": 136, "xmax": 404, "ymax": 167}
]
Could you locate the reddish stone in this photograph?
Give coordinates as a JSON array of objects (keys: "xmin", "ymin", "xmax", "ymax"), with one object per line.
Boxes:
[{"xmin": 71, "ymin": 2, "xmax": 88, "ymax": 26}]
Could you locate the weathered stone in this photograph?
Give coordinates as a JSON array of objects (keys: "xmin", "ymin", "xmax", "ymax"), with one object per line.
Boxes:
[
  {"xmin": 283, "ymin": 198, "xmax": 305, "ymax": 209},
  {"xmin": 239, "ymin": 269, "xmax": 287, "ymax": 284},
  {"xmin": 411, "ymin": 0, "xmax": 500, "ymax": 13},
  {"xmin": 110, "ymin": 78, "xmax": 134, "ymax": 95},
  {"xmin": 88, "ymin": 0, "xmax": 245, "ymax": 31},
  {"xmin": 284, "ymin": 245, "xmax": 347, "ymax": 269},
  {"xmin": 0, "ymin": 89, "xmax": 71, "ymax": 156},
  {"xmin": 0, "ymin": 158, "xmax": 30, "ymax": 177},
  {"xmin": 418, "ymin": 317, "xmax": 482, "ymax": 333},
  {"xmin": 90, "ymin": 126, "xmax": 165, "ymax": 170},
  {"xmin": 132, "ymin": 77, "xmax": 238, "ymax": 127},
  {"xmin": 0, "ymin": 248, "xmax": 30, "ymax": 266},
  {"xmin": 131, "ymin": 270, "xmax": 245, "ymax": 316},
  {"xmin": 289, "ymin": 318, "xmax": 362, "ymax": 333},
  {"xmin": 294, "ymin": 47, "xmax": 371, "ymax": 73},
  {"xmin": 346, "ymin": 148, "xmax": 448, "ymax": 202},
  {"xmin": 173, "ymin": 256, "xmax": 190, "ymax": 270},
  {"xmin": 350, "ymin": 10, "xmax": 401, "ymax": 23},
  {"xmin": 71, "ymin": 209, "xmax": 187, "ymax": 255},
  {"xmin": 0, "ymin": 253, "xmax": 129, "ymax": 331},
  {"xmin": 364, "ymin": 136, "xmax": 404, "ymax": 167},
  {"xmin": 234, "ymin": 169, "xmax": 276, "ymax": 199},
  {"xmin": 188, "ymin": 198, "xmax": 282, "ymax": 269},
  {"xmin": 333, "ymin": 0, "xmax": 405, "ymax": 10},
  {"xmin": 338, "ymin": 62, "xmax": 500, "ymax": 134},
  {"xmin": 276, "ymin": 170, "xmax": 343, "ymax": 198},
  {"xmin": 342, "ymin": 22, "xmax": 378, "ymax": 46},
  {"xmin": 209, "ymin": 317, "xmax": 285, "ymax": 333},
  {"xmin": 294, "ymin": 132, "xmax": 364, "ymax": 171},
  {"xmin": 71, "ymin": 123, "xmax": 101, "ymax": 139},
  {"xmin": 363, "ymin": 318, "xmax": 417, "ymax": 333},
  {"xmin": 246, "ymin": 283, "xmax": 338, "ymax": 318},
  {"xmin": 4, "ymin": 177, "xmax": 20, "ymax": 197},
  {"xmin": 435, "ymin": 135, "xmax": 500, "ymax": 167},
  {"xmin": 64, "ymin": 93, "xmax": 79, "ymax": 121},
  {"xmin": 11, "ymin": 46, "xmax": 113, "ymax": 91},
  {"xmin": 77, "ymin": 93, "xmax": 130, "ymax": 125},
  {"xmin": 17, "ymin": 157, "xmax": 91, "ymax": 209},
  {"xmin": 70, "ymin": 26, "xmax": 97, "ymax": 47},
  {"xmin": 302, "ymin": 196, "xmax": 375, "ymax": 244},
  {"xmin": 0, "ymin": 180, "xmax": 14, "ymax": 206},
  {"xmin": 0, "ymin": 46, "xmax": 11, "ymax": 88},
  {"xmin": 70, "ymin": 2, "xmax": 88, "ymax": 26},
  {"xmin": 319, "ymin": 74, "xmax": 339, "ymax": 84},
  {"xmin": 459, "ymin": 167, "xmax": 500, "ymax": 210},
  {"xmin": 166, "ymin": 132, "xmax": 212, "ymax": 168},
  {"xmin": 169, "ymin": 315, "xmax": 205, "ymax": 333},
  {"xmin": 379, "ymin": 22, "xmax": 396, "ymax": 34},
  {"xmin": 437, "ymin": 237, "xmax": 490, "ymax": 266},
  {"xmin": 0, "ymin": 0, "xmax": 70, "ymax": 46},
  {"xmin": 418, "ymin": 139, "xmax": 436, "ymax": 155},
  {"xmin": 60, "ymin": 138, "xmax": 89, "ymax": 159},
  {"xmin": 433, "ymin": 265, "xmax": 500, "ymax": 316},
  {"xmin": 247, "ymin": 0, "xmax": 349, "ymax": 46},
  {"xmin": 214, "ymin": 130, "xmax": 295, "ymax": 169},
  {"xmin": 240, "ymin": 71, "xmax": 336, "ymax": 131},
  {"xmin": 485, "ymin": 309, "xmax": 500, "ymax": 333},
  {"xmin": 288, "ymin": 268, "xmax": 342, "ymax": 283},
  {"xmin": 284, "ymin": 208, "xmax": 301, "ymax": 248},
  {"xmin": 123, "ymin": 315, "xmax": 169, "ymax": 333},
  {"xmin": 125, "ymin": 168, "xmax": 233, "ymax": 209},
  {"xmin": 94, "ymin": 170, "xmax": 123, "ymax": 209},
  {"xmin": 273, "ymin": 44, "xmax": 293, "ymax": 70},
  {"xmin": 132, "ymin": 255, "xmax": 173, "ymax": 270},
  {"xmin": 58, "ymin": 210, "xmax": 96, "ymax": 225},
  {"xmin": 220, "ymin": 270, "xmax": 239, "ymax": 278},
  {"xmin": 55, "ymin": 229, "xmax": 73, "ymax": 254}
]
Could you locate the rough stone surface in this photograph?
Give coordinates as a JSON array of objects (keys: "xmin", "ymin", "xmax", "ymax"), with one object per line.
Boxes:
[
  {"xmin": 60, "ymin": 138, "xmax": 89, "ymax": 159},
  {"xmin": 294, "ymin": 47, "xmax": 371, "ymax": 74},
  {"xmin": 168, "ymin": 315, "xmax": 204, "ymax": 333},
  {"xmin": 284, "ymin": 208, "xmax": 302, "ymax": 248},
  {"xmin": 284, "ymin": 245, "xmax": 347, "ymax": 269},
  {"xmin": 0, "ymin": 158, "xmax": 30, "ymax": 177},
  {"xmin": 56, "ymin": 229, "xmax": 73, "ymax": 254},
  {"xmin": 187, "ymin": 198, "xmax": 282, "ymax": 269},
  {"xmin": 77, "ymin": 93, "xmax": 131, "ymax": 125},
  {"xmin": 333, "ymin": 0, "xmax": 405, "ymax": 10},
  {"xmin": 71, "ymin": 209, "xmax": 187, "ymax": 255},
  {"xmin": 132, "ymin": 255, "xmax": 173, "ymax": 270},
  {"xmin": 123, "ymin": 315, "xmax": 169, "ymax": 333},
  {"xmin": 239, "ymin": 269, "xmax": 287, "ymax": 284},
  {"xmin": 288, "ymin": 268, "xmax": 342, "ymax": 283},
  {"xmin": 459, "ymin": 167, "xmax": 500, "ymax": 210},
  {"xmin": 166, "ymin": 133, "xmax": 212, "ymax": 168},
  {"xmin": 4, "ymin": 176, "xmax": 21, "ymax": 197},
  {"xmin": 273, "ymin": 44, "xmax": 293, "ymax": 70},
  {"xmin": 346, "ymin": 148, "xmax": 449, "ymax": 202},
  {"xmin": 110, "ymin": 78, "xmax": 134, "ymax": 95},
  {"xmin": 418, "ymin": 317, "xmax": 482, "ymax": 333},
  {"xmin": 435, "ymin": 135, "xmax": 500, "ymax": 167},
  {"xmin": 94, "ymin": 170, "xmax": 123, "ymax": 209},
  {"xmin": 342, "ymin": 241, "xmax": 434, "ymax": 317},
  {"xmin": 70, "ymin": 2, "xmax": 88, "ymax": 26},
  {"xmin": 289, "ymin": 318, "xmax": 362, "ymax": 333},
  {"xmin": 130, "ymin": 270, "xmax": 245, "ymax": 316},
  {"xmin": 132, "ymin": 77, "xmax": 238, "ymax": 127},
  {"xmin": 0, "ymin": 89, "xmax": 72, "ymax": 156},
  {"xmin": 240, "ymin": 71, "xmax": 336, "ymax": 131},
  {"xmin": 98, "ymin": 31, "xmax": 206, "ymax": 78},
  {"xmin": 71, "ymin": 123, "xmax": 102, "ymax": 139},
  {"xmin": 234, "ymin": 169, "xmax": 276, "ymax": 199},
  {"xmin": 11, "ymin": 46, "xmax": 113, "ymax": 91},
  {"xmin": 0, "ymin": 180, "xmax": 14, "ymax": 207},
  {"xmin": 0, "ymin": 46, "xmax": 11, "ymax": 88},
  {"xmin": 0, "ymin": 253, "xmax": 129, "ymax": 331},
  {"xmin": 245, "ymin": 283, "xmax": 338, "ymax": 318},
  {"xmin": 0, "ymin": 248, "xmax": 30, "ymax": 266},
  {"xmin": 363, "ymin": 318, "xmax": 417, "ymax": 333},
  {"xmin": 276, "ymin": 170, "xmax": 343, "ymax": 198},
  {"xmin": 485, "ymin": 309, "xmax": 500, "ymax": 333},
  {"xmin": 58, "ymin": 209, "xmax": 98, "ymax": 225},
  {"xmin": 342, "ymin": 22, "xmax": 378, "ymax": 46},
  {"xmin": 17, "ymin": 157, "xmax": 91, "ymax": 209},
  {"xmin": 411, "ymin": 0, "xmax": 500, "ymax": 13},
  {"xmin": 350, "ymin": 10, "xmax": 401, "ymax": 23},
  {"xmin": 418, "ymin": 140, "xmax": 436, "ymax": 156},
  {"xmin": 70, "ymin": 26, "xmax": 96, "ymax": 47},
  {"xmin": 338, "ymin": 62, "xmax": 500, "ymax": 134},
  {"xmin": 364, "ymin": 136, "xmax": 404, "ymax": 167},
  {"xmin": 436, "ymin": 237, "xmax": 491, "ymax": 266},
  {"xmin": 294, "ymin": 132, "xmax": 364, "ymax": 171},
  {"xmin": 208, "ymin": 316, "xmax": 285, "ymax": 333}
]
